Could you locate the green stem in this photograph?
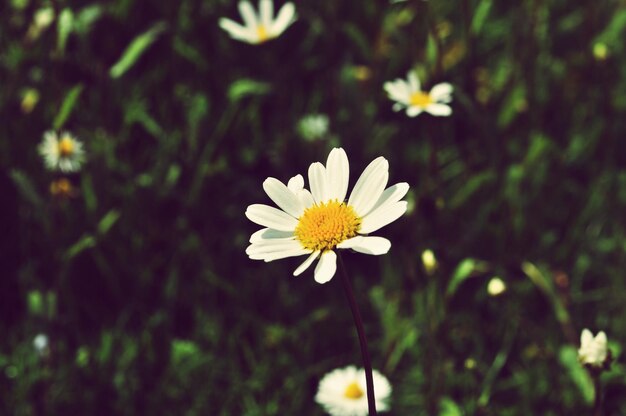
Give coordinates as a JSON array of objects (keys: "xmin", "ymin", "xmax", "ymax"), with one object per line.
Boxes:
[
  {"xmin": 337, "ymin": 253, "xmax": 377, "ymax": 415},
  {"xmin": 593, "ymin": 374, "xmax": 602, "ymax": 416}
]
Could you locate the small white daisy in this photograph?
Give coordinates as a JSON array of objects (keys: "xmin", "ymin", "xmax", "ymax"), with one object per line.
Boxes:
[
  {"xmin": 297, "ymin": 113, "xmax": 330, "ymax": 142},
  {"xmin": 38, "ymin": 131, "xmax": 86, "ymax": 173},
  {"xmin": 245, "ymin": 148, "xmax": 409, "ymax": 284},
  {"xmin": 315, "ymin": 365, "xmax": 392, "ymax": 416},
  {"xmin": 578, "ymin": 329, "xmax": 608, "ymax": 367},
  {"xmin": 384, "ymin": 71, "xmax": 453, "ymax": 117},
  {"xmin": 219, "ymin": 0, "xmax": 296, "ymax": 45}
]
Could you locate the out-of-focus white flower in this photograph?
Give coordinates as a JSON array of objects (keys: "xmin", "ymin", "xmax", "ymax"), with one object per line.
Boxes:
[
  {"xmin": 487, "ymin": 277, "xmax": 506, "ymax": 296},
  {"xmin": 34, "ymin": 7, "xmax": 55, "ymax": 29},
  {"xmin": 245, "ymin": 148, "xmax": 409, "ymax": 284},
  {"xmin": 297, "ymin": 114, "xmax": 329, "ymax": 142},
  {"xmin": 315, "ymin": 365, "xmax": 392, "ymax": 416},
  {"xmin": 219, "ymin": 0, "xmax": 296, "ymax": 45},
  {"xmin": 38, "ymin": 131, "xmax": 85, "ymax": 173},
  {"xmin": 578, "ymin": 329, "xmax": 608, "ymax": 367},
  {"xmin": 384, "ymin": 71, "xmax": 453, "ymax": 117},
  {"xmin": 33, "ymin": 333, "xmax": 49, "ymax": 355}
]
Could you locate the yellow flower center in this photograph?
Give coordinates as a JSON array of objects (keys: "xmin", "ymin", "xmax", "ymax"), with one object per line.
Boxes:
[
  {"xmin": 409, "ymin": 91, "xmax": 432, "ymax": 108},
  {"xmin": 257, "ymin": 25, "xmax": 271, "ymax": 43},
  {"xmin": 58, "ymin": 136, "xmax": 74, "ymax": 157},
  {"xmin": 344, "ymin": 382, "xmax": 364, "ymax": 400},
  {"xmin": 294, "ymin": 200, "xmax": 361, "ymax": 251}
]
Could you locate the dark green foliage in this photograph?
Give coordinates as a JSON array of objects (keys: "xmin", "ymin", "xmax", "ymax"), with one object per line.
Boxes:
[{"xmin": 1, "ymin": 0, "xmax": 626, "ymax": 414}]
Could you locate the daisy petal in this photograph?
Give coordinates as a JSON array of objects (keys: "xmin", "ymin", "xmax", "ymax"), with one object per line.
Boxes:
[
  {"xmin": 360, "ymin": 201, "xmax": 407, "ymax": 234},
  {"xmin": 260, "ymin": 248, "xmax": 310, "ymax": 262},
  {"xmin": 392, "ymin": 102, "xmax": 405, "ymax": 112},
  {"xmin": 249, "ymin": 228, "xmax": 294, "ymax": 243},
  {"xmin": 259, "ymin": 0, "xmax": 273, "ymax": 28},
  {"xmin": 287, "ymin": 174, "xmax": 305, "ymax": 192},
  {"xmin": 263, "ymin": 177, "xmax": 304, "ymax": 218},
  {"xmin": 337, "ymin": 236, "xmax": 391, "ymax": 255},
  {"xmin": 424, "ymin": 103, "xmax": 452, "ymax": 116},
  {"xmin": 245, "ymin": 204, "xmax": 298, "ymax": 231},
  {"xmin": 293, "ymin": 251, "xmax": 320, "ymax": 276},
  {"xmin": 430, "ymin": 82, "xmax": 454, "ymax": 102},
  {"xmin": 348, "ymin": 157, "xmax": 389, "ymax": 217},
  {"xmin": 271, "ymin": 2, "xmax": 296, "ymax": 35},
  {"xmin": 219, "ymin": 18, "xmax": 253, "ymax": 41},
  {"xmin": 246, "ymin": 238, "xmax": 302, "ymax": 256},
  {"xmin": 406, "ymin": 106, "xmax": 423, "ymax": 117},
  {"xmin": 308, "ymin": 162, "xmax": 328, "ymax": 204},
  {"xmin": 369, "ymin": 182, "xmax": 409, "ymax": 214},
  {"xmin": 314, "ymin": 250, "xmax": 337, "ymax": 284},
  {"xmin": 325, "ymin": 148, "xmax": 349, "ymax": 202},
  {"xmin": 238, "ymin": 1, "xmax": 258, "ymax": 28},
  {"xmin": 408, "ymin": 71, "xmax": 421, "ymax": 92},
  {"xmin": 581, "ymin": 329, "xmax": 593, "ymax": 345}
]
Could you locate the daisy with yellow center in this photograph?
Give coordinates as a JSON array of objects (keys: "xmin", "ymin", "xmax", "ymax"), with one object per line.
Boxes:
[
  {"xmin": 315, "ymin": 366, "xmax": 392, "ymax": 416},
  {"xmin": 38, "ymin": 131, "xmax": 86, "ymax": 173},
  {"xmin": 245, "ymin": 148, "xmax": 409, "ymax": 284},
  {"xmin": 384, "ymin": 71, "xmax": 453, "ymax": 117},
  {"xmin": 219, "ymin": 0, "xmax": 296, "ymax": 45}
]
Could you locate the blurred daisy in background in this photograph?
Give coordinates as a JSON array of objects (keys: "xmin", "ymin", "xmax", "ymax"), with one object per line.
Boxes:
[
  {"xmin": 297, "ymin": 113, "xmax": 329, "ymax": 142},
  {"xmin": 384, "ymin": 71, "xmax": 453, "ymax": 117},
  {"xmin": 245, "ymin": 148, "xmax": 409, "ymax": 284},
  {"xmin": 38, "ymin": 131, "xmax": 85, "ymax": 173},
  {"xmin": 219, "ymin": 0, "xmax": 296, "ymax": 45},
  {"xmin": 578, "ymin": 329, "xmax": 608, "ymax": 368},
  {"xmin": 315, "ymin": 365, "xmax": 392, "ymax": 416}
]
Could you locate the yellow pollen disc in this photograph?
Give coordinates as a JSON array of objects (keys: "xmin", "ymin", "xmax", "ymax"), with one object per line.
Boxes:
[
  {"xmin": 344, "ymin": 382, "xmax": 364, "ymax": 400},
  {"xmin": 294, "ymin": 200, "xmax": 361, "ymax": 252},
  {"xmin": 409, "ymin": 91, "xmax": 432, "ymax": 108},
  {"xmin": 58, "ymin": 136, "xmax": 74, "ymax": 157},
  {"xmin": 257, "ymin": 25, "xmax": 271, "ymax": 43}
]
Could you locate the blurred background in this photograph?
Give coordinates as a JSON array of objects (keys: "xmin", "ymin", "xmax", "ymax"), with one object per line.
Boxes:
[{"xmin": 2, "ymin": 0, "xmax": 626, "ymax": 414}]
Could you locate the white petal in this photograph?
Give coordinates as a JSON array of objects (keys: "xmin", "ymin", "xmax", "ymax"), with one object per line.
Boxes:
[
  {"xmin": 595, "ymin": 331, "xmax": 607, "ymax": 345},
  {"xmin": 246, "ymin": 238, "xmax": 302, "ymax": 255},
  {"xmin": 430, "ymin": 82, "xmax": 454, "ymax": 102},
  {"xmin": 245, "ymin": 204, "xmax": 298, "ymax": 231},
  {"xmin": 369, "ymin": 182, "xmax": 409, "ymax": 214},
  {"xmin": 406, "ymin": 106, "xmax": 423, "ymax": 117},
  {"xmin": 249, "ymin": 228, "xmax": 294, "ymax": 243},
  {"xmin": 392, "ymin": 102, "xmax": 405, "ymax": 112},
  {"xmin": 308, "ymin": 162, "xmax": 328, "ymax": 204},
  {"xmin": 384, "ymin": 79, "xmax": 411, "ymax": 103},
  {"xmin": 219, "ymin": 18, "xmax": 255, "ymax": 42},
  {"xmin": 250, "ymin": 247, "xmax": 311, "ymax": 261},
  {"xmin": 271, "ymin": 2, "xmax": 296, "ymax": 36},
  {"xmin": 314, "ymin": 250, "xmax": 337, "ymax": 284},
  {"xmin": 408, "ymin": 71, "xmax": 421, "ymax": 92},
  {"xmin": 259, "ymin": 0, "xmax": 273, "ymax": 27},
  {"xmin": 293, "ymin": 251, "xmax": 320, "ymax": 276},
  {"xmin": 360, "ymin": 201, "xmax": 407, "ymax": 234},
  {"xmin": 424, "ymin": 103, "xmax": 452, "ymax": 116},
  {"xmin": 337, "ymin": 236, "xmax": 391, "ymax": 255},
  {"xmin": 580, "ymin": 329, "xmax": 593, "ymax": 346},
  {"xmin": 347, "ymin": 157, "xmax": 389, "ymax": 217},
  {"xmin": 325, "ymin": 148, "xmax": 349, "ymax": 202},
  {"xmin": 287, "ymin": 174, "xmax": 304, "ymax": 192},
  {"xmin": 263, "ymin": 177, "xmax": 304, "ymax": 218},
  {"xmin": 238, "ymin": 1, "xmax": 258, "ymax": 28}
]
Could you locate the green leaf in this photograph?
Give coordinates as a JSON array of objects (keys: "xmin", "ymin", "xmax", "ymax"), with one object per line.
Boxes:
[
  {"xmin": 53, "ymin": 84, "xmax": 84, "ymax": 129},
  {"xmin": 10, "ymin": 169, "xmax": 42, "ymax": 208},
  {"xmin": 65, "ymin": 234, "xmax": 96, "ymax": 259},
  {"xmin": 471, "ymin": 0, "xmax": 493, "ymax": 34},
  {"xmin": 27, "ymin": 290, "xmax": 44, "ymax": 316},
  {"xmin": 559, "ymin": 345, "xmax": 594, "ymax": 404},
  {"xmin": 439, "ymin": 397, "xmax": 463, "ymax": 416},
  {"xmin": 73, "ymin": 5, "xmax": 103, "ymax": 34},
  {"xmin": 446, "ymin": 258, "xmax": 479, "ymax": 296},
  {"xmin": 228, "ymin": 78, "xmax": 271, "ymax": 102},
  {"xmin": 109, "ymin": 22, "xmax": 167, "ymax": 78},
  {"xmin": 56, "ymin": 8, "xmax": 74, "ymax": 55},
  {"xmin": 97, "ymin": 210, "xmax": 121, "ymax": 235}
]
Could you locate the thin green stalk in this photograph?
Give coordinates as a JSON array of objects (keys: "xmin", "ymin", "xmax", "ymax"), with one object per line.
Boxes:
[{"xmin": 337, "ymin": 253, "xmax": 377, "ymax": 415}]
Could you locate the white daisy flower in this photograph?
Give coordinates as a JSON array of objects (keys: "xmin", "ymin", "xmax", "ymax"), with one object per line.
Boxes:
[
  {"xmin": 245, "ymin": 148, "xmax": 409, "ymax": 284},
  {"xmin": 578, "ymin": 329, "xmax": 608, "ymax": 367},
  {"xmin": 219, "ymin": 0, "xmax": 296, "ymax": 45},
  {"xmin": 38, "ymin": 131, "xmax": 86, "ymax": 173},
  {"xmin": 384, "ymin": 71, "xmax": 453, "ymax": 117},
  {"xmin": 315, "ymin": 365, "xmax": 392, "ymax": 416}
]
